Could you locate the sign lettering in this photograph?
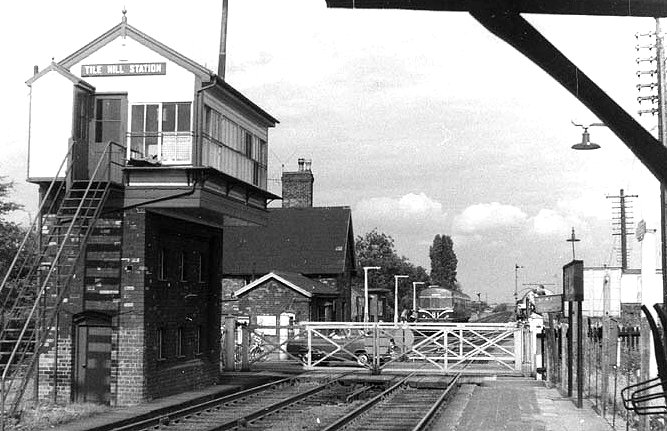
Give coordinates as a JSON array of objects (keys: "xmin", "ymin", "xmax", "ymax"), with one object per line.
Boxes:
[{"xmin": 81, "ymin": 62, "xmax": 167, "ymax": 77}]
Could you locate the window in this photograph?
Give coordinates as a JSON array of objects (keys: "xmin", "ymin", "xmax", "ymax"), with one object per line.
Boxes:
[
  {"xmin": 161, "ymin": 103, "xmax": 191, "ymax": 132},
  {"xmin": 180, "ymin": 251, "xmax": 188, "ymax": 281},
  {"xmin": 157, "ymin": 328, "xmax": 165, "ymax": 360},
  {"xmin": 130, "ymin": 104, "xmax": 159, "ymax": 158},
  {"xmin": 157, "ymin": 248, "xmax": 166, "ymax": 280},
  {"xmin": 196, "ymin": 251, "xmax": 205, "ymax": 283},
  {"xmin": 177, "ymin": 327, "xmax": 184, "ymax": 357},
  {"xmin": 129, "ymin": 102, "xmax": 191, "ymax": 163},
  {"xmin": 195, "ymin": 326, "xmax": 202, "ymax": 355},
  {"xmin": 94, "ymin": 97, "xmax": 123, "ymax": 143},
  {"xmin": 244, "ymin": 130, "xmax": 253, "ymax": 158}
]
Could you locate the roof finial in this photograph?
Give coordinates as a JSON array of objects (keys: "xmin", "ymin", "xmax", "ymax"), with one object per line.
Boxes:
[{"xmin": 122, "ymin": 7, "xmax": 127, "ymax": 24}]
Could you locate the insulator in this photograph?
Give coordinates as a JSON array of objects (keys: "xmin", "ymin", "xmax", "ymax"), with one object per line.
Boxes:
[
  {"xmin": 637, "ymin": 82, "xmax": 658, "ymax": 90},
  {"xmin": 638, "ymin": 95, "xmax": 659, "ymax": 103},
  {"xmin": 636, "ymin": 57, "xmax": 657, "ymax": 63},
  {"xmin": 639, "ymin": 108, "xmax": 658, "ymax": 115}
]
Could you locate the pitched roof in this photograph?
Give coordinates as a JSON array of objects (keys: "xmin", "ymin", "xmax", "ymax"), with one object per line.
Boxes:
[
  {"xmin": 35, "ymin": 15, "xmax": 277, "ymax": 125},
  {"xmin": 26, "ymin": 62, "xmax": 95, "ymax": 91},
  {"xmin": 223, "ymin": 207, "xmax": 355, "ymax": 276},
  {"xmin": 234, "ymin": 271, "xmax": 338, "ymax": 298}
]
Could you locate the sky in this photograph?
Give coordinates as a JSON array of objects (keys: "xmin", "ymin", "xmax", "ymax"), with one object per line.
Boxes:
[{"xmin": 1, "ymin": 1, "xmax": 664, "ymax": 303}]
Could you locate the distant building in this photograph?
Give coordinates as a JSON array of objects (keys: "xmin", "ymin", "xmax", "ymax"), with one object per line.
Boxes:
[
  {"xmin": 222, "ymin": 160, "xmax": 357, "ymax": 324},
  {"xmin": 581, "ymin": 227, "xmax": 661, "ymax": 326}
]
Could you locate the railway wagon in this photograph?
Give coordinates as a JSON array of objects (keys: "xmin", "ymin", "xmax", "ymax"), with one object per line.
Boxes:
[{"xmin": 417, "ymin": 286, "xmax": 472, "ymax": 322}]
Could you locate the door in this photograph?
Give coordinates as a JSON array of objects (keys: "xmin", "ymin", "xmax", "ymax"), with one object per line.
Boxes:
[
  {"xmin": 90, "ymin": 94, "xmax": 127, "ymax": 180},
  {"xmin": 73, "ymin": 314, "xmax": 112, "ymax": 404}
]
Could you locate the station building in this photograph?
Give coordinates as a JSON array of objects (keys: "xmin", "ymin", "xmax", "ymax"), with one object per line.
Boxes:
[
  {"xmin": 23, "ymin": 14, "xmax": 278, "ymax": 406},
  {"xmin": 222, "ymin": 160, "xmax": 357, "ymax": 325}
]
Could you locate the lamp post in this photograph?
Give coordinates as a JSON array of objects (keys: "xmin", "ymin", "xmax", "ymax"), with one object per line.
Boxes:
[
  {"xmin": 363, "ymin": 266, "xmax": 381, "ymax": 323},
  {"xmin": 412, "ymin": 282, "xmax": 426, "ymax": 313},
  {"xmin": 394, "ymin": 275, "xmax": 408, "ymax": 323}
]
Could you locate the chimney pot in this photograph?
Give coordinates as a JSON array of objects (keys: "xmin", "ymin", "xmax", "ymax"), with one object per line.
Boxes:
[
  {"xmin": 33, "ymin": 65, "xmax": 39, "ymax": 76},
  {"xmin": 282, "ymin": 158, "xmax": 314, "ymax": 208}
]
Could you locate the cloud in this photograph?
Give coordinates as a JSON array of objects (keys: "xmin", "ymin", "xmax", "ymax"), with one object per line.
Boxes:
[
  {"xmin": 531, "ymin": 209, "xmax": 576, "ymax": 236},
  {"xmin": 453, "ymin": 202, "xmax": 527, "ymax": 235},
  {"xmin": 355, "ymin": 193, "xmax": 447, "ymax": 222}
]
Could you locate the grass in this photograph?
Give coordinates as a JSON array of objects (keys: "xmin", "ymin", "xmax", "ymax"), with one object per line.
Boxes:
[{"xmin": 6, "ymin": 402, "xmax": 111, "ymax": 431}]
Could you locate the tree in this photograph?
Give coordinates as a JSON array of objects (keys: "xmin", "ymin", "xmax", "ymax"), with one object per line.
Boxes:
[
  {"xmin": 0, "ymin": 178, "xmax": 29, "ymax": 278},
  {"xmin": 429, "ymin": 234, "xmax": 458, "ymax": 290},
  {"xmin": 354, "ymin": 229, "xmax": 430, "ymax": 315}
]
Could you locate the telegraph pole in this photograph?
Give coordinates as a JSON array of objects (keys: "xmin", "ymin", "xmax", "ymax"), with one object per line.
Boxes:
[
  {"xmin": 638, "ymin": 19, "xmax": 667, "ymax": 314},
  {"xmin": 656, "ymin": 18, "xmax": 667, "ymax": 311},
  {"xmin": 607, "ymin": 189, "xmax": 637, "ymax": 271}
]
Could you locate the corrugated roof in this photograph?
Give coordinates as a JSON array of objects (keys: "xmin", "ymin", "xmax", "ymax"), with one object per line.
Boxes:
[{"xmin": 223, "ymin": 207, "xmax": 354, "ymax": 276}]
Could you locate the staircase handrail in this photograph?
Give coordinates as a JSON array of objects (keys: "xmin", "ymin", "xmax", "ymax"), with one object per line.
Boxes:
[
  {"xmin": 0, "ymin": 140, "xmax": 122, "ymax": 387},
  {"xmin": 0, "ymin": 147, "xmax": 72, "ymax": 293}
]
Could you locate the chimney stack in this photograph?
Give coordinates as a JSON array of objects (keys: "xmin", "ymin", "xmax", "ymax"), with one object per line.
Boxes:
[{"xmin": 282, "ymin": 158, "xmax": 314, "ymax": 208}]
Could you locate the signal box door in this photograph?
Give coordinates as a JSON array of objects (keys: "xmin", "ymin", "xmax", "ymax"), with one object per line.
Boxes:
[{"xmin": 73, "ymin": 314, "xmax": 112, "ymax": 404}]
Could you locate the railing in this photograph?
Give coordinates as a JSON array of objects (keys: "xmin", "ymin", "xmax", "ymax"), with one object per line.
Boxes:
[
  {"xmin": 0, "ymin": 141, "xmax": 124, "ymax": 424},
  {"xmin": 127, "ymin": 131, "xmax": 193, "ymax": 165}
]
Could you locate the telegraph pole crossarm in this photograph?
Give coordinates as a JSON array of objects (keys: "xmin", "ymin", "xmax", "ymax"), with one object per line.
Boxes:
[{"xmin": 566, "ymin": 227, "xmax": 580, "ymax": 260}]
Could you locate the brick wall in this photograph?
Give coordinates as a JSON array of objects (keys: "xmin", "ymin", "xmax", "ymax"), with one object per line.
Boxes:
[
  {"xmin": 142, "ymin": 212, "xmax": 222, "ymax": 400},
  {"xmin": 116, "ymin": 207, "xmax": 147, "ymax": 405},
  {"xmin": 235, "ymin": 280, "xmax": 310, "ymax": 323}
]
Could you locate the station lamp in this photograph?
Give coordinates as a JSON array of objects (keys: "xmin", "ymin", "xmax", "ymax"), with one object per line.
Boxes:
[{"xmin": 571, "ymin": 121, "xmax": 605, "ymax": 150}]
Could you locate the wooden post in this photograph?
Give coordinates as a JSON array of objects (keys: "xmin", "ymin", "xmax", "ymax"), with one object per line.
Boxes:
[
  {"xmin": 576, "ymin": 300, "xmax": 583, "ymax": 408},
  {"xmin": 567, "ymin": 302, "xmax": 573, "ymax": 398},
  {"xmin": 223, "ymin": 316, "xmax": 236, "ymax": 372},
  {"xmin": 241, "ymin": 326, "xmax": 250, "ymax": 372}
]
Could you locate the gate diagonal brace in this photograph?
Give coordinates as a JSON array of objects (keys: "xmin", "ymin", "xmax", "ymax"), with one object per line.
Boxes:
[
  {"xmin": 456, "ymin": 329, "xmax": 516, "ymax": 357},
  {"xmin": 310, "ymin": 328, "xmax": 372, "ymax": 368},
  {"xmin": 446, "ymin": 329, "xmax": 516, "ymax": 369},
  {"xmin": 251, "ymin": 329, "xmax": 300, "ymax": 362}
]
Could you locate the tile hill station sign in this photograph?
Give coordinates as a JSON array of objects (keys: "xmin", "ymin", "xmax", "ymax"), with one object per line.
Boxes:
[{"xmin": 81, "ymin": 62, "xmax": 166, "ymax": 77}]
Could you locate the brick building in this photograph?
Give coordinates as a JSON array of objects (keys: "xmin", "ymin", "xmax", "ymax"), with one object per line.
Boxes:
[
  {"xmin": 7, "ymin": 13, "xmax": 278, "ymax": 408},
  {"xmin": 222, "ymin": 160, "xmax": 356, "ymax": 324},
  {"xmin": 232, "ymin": 271, "xmax": 339, "ymax": 325}
]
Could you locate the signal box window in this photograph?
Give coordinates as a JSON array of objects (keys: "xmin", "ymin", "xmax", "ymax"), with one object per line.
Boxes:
[{"xmin": 95, "ymin": 98, "xmax": 123, "ymax": 143}]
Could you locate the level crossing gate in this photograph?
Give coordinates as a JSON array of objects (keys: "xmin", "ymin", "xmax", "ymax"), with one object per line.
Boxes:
[{"xmin": 231, "ymin": 321, "xmax": 530, "ymax": 374}]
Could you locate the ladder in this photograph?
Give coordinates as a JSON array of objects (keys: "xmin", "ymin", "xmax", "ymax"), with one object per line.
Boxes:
[{"xmin": 0, "ymin": 141, "xmax": 124, "ymax": 420}]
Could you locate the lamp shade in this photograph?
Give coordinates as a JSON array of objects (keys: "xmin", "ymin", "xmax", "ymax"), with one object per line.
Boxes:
[{"xmin": 571, "ymin": 130, "xmax": 600, "ymax": 150}]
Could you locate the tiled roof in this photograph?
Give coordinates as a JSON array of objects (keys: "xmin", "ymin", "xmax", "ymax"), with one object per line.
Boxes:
[{"xmin": 223, "ymin": 207, "xmax": 354, "ymax": 276}]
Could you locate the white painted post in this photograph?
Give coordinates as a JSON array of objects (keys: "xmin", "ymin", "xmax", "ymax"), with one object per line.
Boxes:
[{"xmin": 514, "ymin": 326, "xmax": 523, "ymax": 371}]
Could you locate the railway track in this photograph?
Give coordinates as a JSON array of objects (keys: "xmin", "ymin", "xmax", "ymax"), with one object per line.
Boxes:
[
  {"xmin": 111, "ymin": 372, "xmax": 366, "ymax": 431},
  {"xmin": 322, "ymin": 373, "xmax": 461, "ymax": 431},
  {"xmin": 102, "ymin": 371, "xmax": 459, "ymax": 431}
]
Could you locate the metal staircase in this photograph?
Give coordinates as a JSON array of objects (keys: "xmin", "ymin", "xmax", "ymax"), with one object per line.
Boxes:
[{"xmin": 0, "ymin": 141, "xmax": 124, "ymax": 419}]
